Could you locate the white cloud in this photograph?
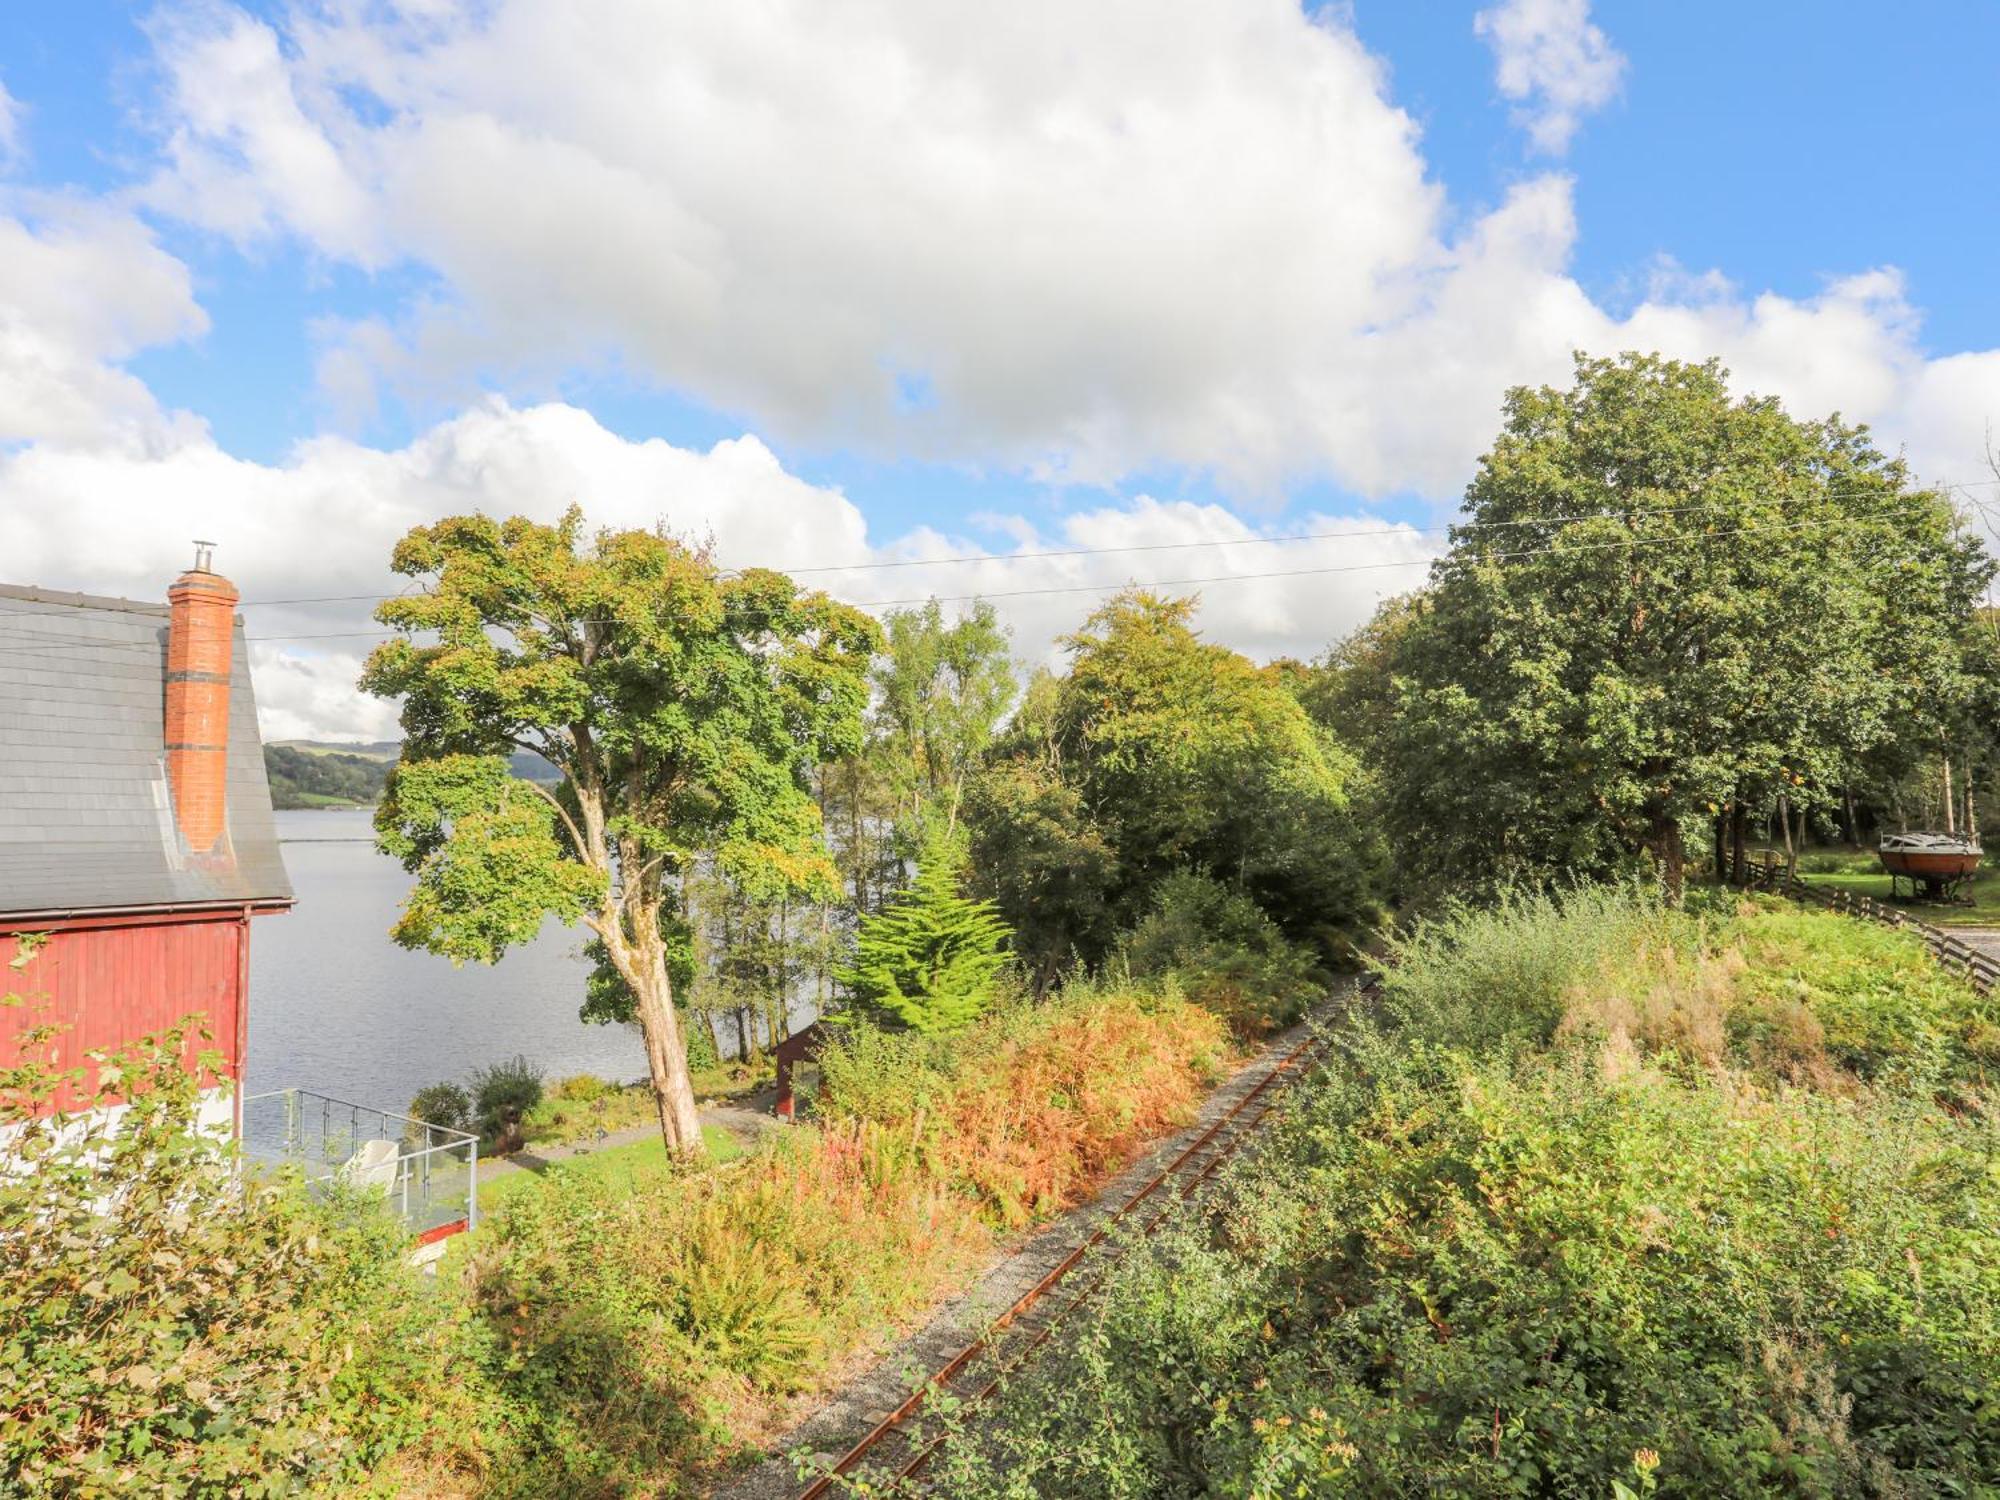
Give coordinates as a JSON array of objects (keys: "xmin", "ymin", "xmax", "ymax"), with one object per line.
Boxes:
[
  {"xmin": 1474, "ymin": 0, "xmax": 1626, "ymax": 154},
  {"xmin": 142, "ymin": 7, "xmax": 383, "ymax": 262},
  {"xmin": 0, "ymin": 81, "xmax": 22, "ymax": 168},
  {"xmin": 126, "ymin": 0, "xmax": 2000, "ymax": 500},
  {"xmin": 0, "ymin": 399, "xmax": 870, "ymax": 731},
  {"xmin": 0, "ymin": 399, "xmax": 1432, "ymax": 738},
  {"xmin": 0, "ymin": 197, "xmax": 209, "ymax": 450},
  {"xmin": 142, "ymin": 0, "xmax": 1444, "ymax": 490},
  {"xmin": 5, "ymin": 0, "xmax": 2000, "ymax": 742}
]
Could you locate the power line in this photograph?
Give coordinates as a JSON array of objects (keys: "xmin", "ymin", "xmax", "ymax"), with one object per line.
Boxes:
[
  {"xmin": 845, "ymin": 502, "xmax": 1946, "ymax": 608},
  {"xmin": 251, "ymin": 479, "xmax": 2000, "ymax": 600},
  {"xmin": 0, "ymin": 494, "xmax": 1944, "ymax": 657},
  {"xmin": 0, "ymin": 475, "xmax": 1986, "ymax": 625}
]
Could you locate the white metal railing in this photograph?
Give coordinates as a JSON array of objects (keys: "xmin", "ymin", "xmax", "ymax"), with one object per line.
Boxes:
[{"xmin": 242, "ymin": 1088, "xmax": 478, "ymax": 1238}]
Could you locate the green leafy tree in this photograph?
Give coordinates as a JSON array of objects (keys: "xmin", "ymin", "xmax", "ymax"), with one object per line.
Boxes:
[
  {"xmin": 1048, "ymin": 590, "xmax": 1365, "ymax": 942},
  {"xmin": 816, "ymin": 749, "xmax": 902, "ymax": 914},
  {"xmin": 1363, "ymin": 352, "xmax": 1993, "ymax": 898},
  {"xmin": 1852, "ymin": 605, "xmax": 2000, "ymax": 840},
  {"xmin": 1119, "ymin": 870, "xmax": 1325, "ymax": 1034},
  {"xmin": 362, "ymin": 509, "xmax": 878, "ymax": 1153},
  {"xmin": 872, "ymin": 599, "xmax": 1018, "ymax": 838},
  {"xmin": 838, "ymin": 829, "xmax": 1012, "ymax": 1033},
  {"xmin": 682, "ymin": 863, "xmax": 823, "ymax": 1063},
  {"xmin": 964, "ymin": 753, "xmax": 1119, "ymax": 991}
]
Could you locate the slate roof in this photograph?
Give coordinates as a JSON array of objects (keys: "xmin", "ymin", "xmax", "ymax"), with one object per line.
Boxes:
[{"xmin": 0, "ymin": 583, "xmax": 293, "ymax": 919}]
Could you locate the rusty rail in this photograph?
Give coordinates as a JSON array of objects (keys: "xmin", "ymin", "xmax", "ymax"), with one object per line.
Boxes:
[
  {"xmin": 1739, "ymin": 854, "xmax": 1999, "ymax": 996},
  {"xmin": 795, "ymin": 978, "xmax": 1375, "ymax": 1498}
]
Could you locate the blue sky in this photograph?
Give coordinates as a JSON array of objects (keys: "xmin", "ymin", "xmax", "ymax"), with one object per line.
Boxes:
[
  {"xmin": 1356, "ymin": 4, "xmax": 2000, "ymax": 345},
  {"xmin": 1, "ymin": 1, "xmax": 1996, "ymax": 734},
  {"xmin": 9, "ymin": 3, "xmax": 1994, "ymax": 514}
]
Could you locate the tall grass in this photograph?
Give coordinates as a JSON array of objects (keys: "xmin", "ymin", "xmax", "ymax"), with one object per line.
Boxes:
[
  {"xmin": 934, "ymin": 887, "xmax": 2000, "ymax": 1497},
  {"xmin": 815, "ymin": 980, "xmax": 1231, "ymax": 1225},
  {"xmin": 388, "ymin": 979, "xmax": 1230, "ymax": 1493},
  {"xmin": 460, "ymin": 1118, "xmax": 990, "ymax": 1492},
  {"xmin": 1379, "ymin": 882, "xmax": 1677, "ymax": 1052}
]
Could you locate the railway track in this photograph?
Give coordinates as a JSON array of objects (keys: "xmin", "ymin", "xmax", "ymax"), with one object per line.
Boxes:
[{"xmin": 795, "ymin": 976, "xmax": 1376, "ymax": 1498}]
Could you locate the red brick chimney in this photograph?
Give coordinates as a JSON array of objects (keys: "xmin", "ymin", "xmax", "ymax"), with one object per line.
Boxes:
[{"xmin": 165, "ymin": 541, "xmax": 237, "ymax": 857}]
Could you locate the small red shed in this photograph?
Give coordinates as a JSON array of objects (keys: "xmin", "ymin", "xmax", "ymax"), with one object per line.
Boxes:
[
  {"xmin": 773, "ymin": 1020, "xmax": 827, "ymax": 1120},
  {"xmin": 0, "ymin": 552, "xmax": 293, "ymax": 1133}
]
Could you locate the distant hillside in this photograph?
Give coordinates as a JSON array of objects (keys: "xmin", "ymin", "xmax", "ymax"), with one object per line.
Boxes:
[
  {"xmin": 263, "ymin": 740, "xmax": 561, "ymax": 808},
  {"xmin": 274, "ymin": 739, "xmax": 400, "ymax": 761},
  {"xmin": 264, "ymin": 744, "xmax": 390, "ymax": 809}
]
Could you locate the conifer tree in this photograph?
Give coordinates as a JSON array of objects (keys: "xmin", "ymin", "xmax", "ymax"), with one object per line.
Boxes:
[{"xmin": 839, "ymin": 829, "xmax": 1011, "ymax": 1033}]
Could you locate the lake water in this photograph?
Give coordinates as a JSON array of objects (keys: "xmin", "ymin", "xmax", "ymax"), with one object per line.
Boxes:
[{"xmin": 246, "ymin": 808, "xmax": 650, "ymax": 1115}]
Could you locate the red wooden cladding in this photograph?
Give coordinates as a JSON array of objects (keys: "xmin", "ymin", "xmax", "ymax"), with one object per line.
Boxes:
[{"xmin": 0, "ymin": 911, "xmax": 247, "ymax": 1116}]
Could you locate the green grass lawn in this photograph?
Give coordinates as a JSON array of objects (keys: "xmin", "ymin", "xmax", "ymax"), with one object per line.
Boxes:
[
  {"xmin": 478, "ymin": 1123, "xmax": 746, "ymax": 1213},
  {"xmin": 1792, "ymin": 848, "xmax": 2000, "ymax": 927},
  {"xmin": 523, "ymin": 1066, "xmax": 776, "ymax": 1147}
]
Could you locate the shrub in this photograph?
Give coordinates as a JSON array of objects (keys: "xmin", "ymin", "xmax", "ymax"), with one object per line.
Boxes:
[
  {"xmin": 1721, "ymin": 902, "xmax": 1998, "ymax": 1089},
  {"xmin": 933, "ymin": 886, "xmax": 2000, "ymax": 1497},
  {"xmin": 1119, "ymin": 870, "xmax": 1326, "ymax": 1034},
  {"xmin": 1379, "ymin": 881, "xmax": 1678, "ymax": 1054},
  {"xmin": 947, "ymin": 1051, "xmax": 2000, "ymax": 1497},
  {"xmin": 0, "ymin": 973, "xmax": 1243, "ymax": 1493},
  {"xmin": 482, "ymin": 1120, "xmax": 983, "ymax": 1387},
  {"xmin": 0, "ymin": 1022, "xmax": 451, "ymax": 1495},
  {"xmin": 459, "ymin": 1120, "xmax": 990, "ymax": 1490},
  {"xmin": 684, "ymin": 1005, "xmax": 721, "ymax": 1072},
  {"xmin": 470, "ymin": 1054, "xmax": 545, "ymax": 1153},
  {"xmin": 817, "ymin": 982, "xmax": 1229, "ymax": 1224},
  {"xmin": 551, "ymin": 1072, "xmax": 615, "ymax": 1102},
  {"xmin": 464, "ymin": 986, "xmax": 1225, "ymax": 1483},
  {"xmin": 408, "ymin": 1079, "xmax": 472, "ymax": 1133}
]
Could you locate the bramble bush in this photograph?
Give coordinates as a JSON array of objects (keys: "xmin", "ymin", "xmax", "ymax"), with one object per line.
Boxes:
[
  {"xmin": 814, "ymin": 980, "xmax": 1229, "ymax": 1225},
  {"xmin": 403, "ymin": 981, "xmax": 1227, "ymax": 1492},
  {"xmin": 0, "ymin": 1021, "xmax": 455, "ymax": 1496},
  {"xmin": 1119, "ymin": 870, "xmax": 1327, "ymax": 1035},
  {"xmin": 0, "ymin": 967, "xmax": 1241, "ymax": 1494},
  {"xmin": 933, "ymin": 888, "xmax": 2000, "ymax": 1497}
]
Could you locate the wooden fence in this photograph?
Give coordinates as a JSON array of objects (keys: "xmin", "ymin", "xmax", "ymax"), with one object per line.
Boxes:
[{"xmin": 1738, "ymin": 852, "xmax": 1999, "ymax": 997}]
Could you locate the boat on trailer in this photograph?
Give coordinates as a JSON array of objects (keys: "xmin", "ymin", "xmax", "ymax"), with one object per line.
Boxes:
[{"xmin": 1878, "ymin": 831, "xmax": 1982, "ymax": 901}]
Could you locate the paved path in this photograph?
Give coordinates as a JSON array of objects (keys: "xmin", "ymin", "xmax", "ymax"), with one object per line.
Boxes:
[
  {"xmin": 477, "ymin": 1103, "xmax": 782, "ymax": 1184},
  {"xmin": 701, "ymin": 987, "xmax": 1362, "ymax": 1500},
  {"xmin": 1949, "ymin": 927, "xmax": 2000, "ymax": 961}
]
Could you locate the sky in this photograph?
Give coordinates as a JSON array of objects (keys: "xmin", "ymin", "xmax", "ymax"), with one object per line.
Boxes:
[{"xmin": 2, "ymin": 0, "xmax": 1997, "ymax": 740}]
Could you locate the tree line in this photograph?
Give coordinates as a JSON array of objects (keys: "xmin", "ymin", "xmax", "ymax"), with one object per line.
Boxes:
[
  {"xmin": 262, "ymin": 744, "xmax": 390, "ymax": 808},
  {"xmin": 1307, "ymin": 352, "xmax": 1999, "ymax": 903},
  {"xmin": 360, "ymin": 352, "xmax": 2000, "ymax": 1153}
]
